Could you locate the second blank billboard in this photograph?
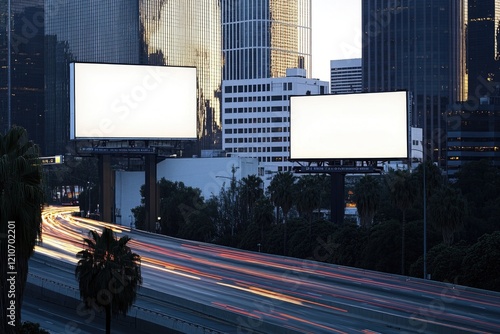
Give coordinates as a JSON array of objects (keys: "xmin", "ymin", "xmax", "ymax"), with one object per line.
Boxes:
[
  {"xmin": 70, "ymin": 63, "xmax": 197, "ymax": 140},
  {"xmin": 290, "ymin": 91, "xmax": 409, "ymax": 161}
]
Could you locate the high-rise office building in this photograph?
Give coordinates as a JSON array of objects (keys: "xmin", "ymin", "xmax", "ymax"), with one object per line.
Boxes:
[
  {"xmin": 222, "ymin": 68, "xmax": 328, "ymax": 175},
  {"xmin": 330, "ymin": 58, "xmax": 362, "ymax": 95},
  {"xmin": 362, "ymin": 1, "xmax": 467, "ymax": 166},
  {"xmin": 44, "ymin": 1, "xmax": 222, "ymax": 155},
  {"xmin": 1, "ymin": 1, "xmax": 45, "ymax": 150},
  {"xmin": 221, "ymin": 0, "xmax": 312, "ymax": 80},
  {"xmin": 446, "ymin": 0, "xmax": 500, "ymax": 175},
  {"xmin": 466, "ymin": 0, "xmax": 500, "ymax": 96}
]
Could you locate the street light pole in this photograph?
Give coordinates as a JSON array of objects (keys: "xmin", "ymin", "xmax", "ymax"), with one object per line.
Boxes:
[
  {"xmin": 413, "ymin": 141, "xmax": 427, "ymax": 280},
  {"xmin": 423, "ymin": 159, "xmax": 427, "ymax": 280},
  {"xmin": 7, "ymin": 0, "xmax": 12, "ymax": 130},
  {"xmin": 87, "ymin": 181, "xmax": 91, "ymax": 217}
]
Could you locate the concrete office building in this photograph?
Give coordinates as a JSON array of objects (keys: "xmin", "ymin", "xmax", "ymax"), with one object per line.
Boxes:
[
  {"xmin": 330, "ymin": 58, "xmax": 362, "ymax": 95},
  {"xmin": 222, "ymin": 68, "xmax": 328, "ymax": 177}
]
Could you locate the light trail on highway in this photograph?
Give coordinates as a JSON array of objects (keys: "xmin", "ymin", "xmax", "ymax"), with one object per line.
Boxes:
[{"xmin": 35, "ymin": 206, "xmax": 500, "ymax": 333}]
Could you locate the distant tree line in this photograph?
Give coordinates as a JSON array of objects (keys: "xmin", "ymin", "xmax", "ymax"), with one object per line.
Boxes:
[{"xmin": 132, "ymin": 160, "xmax": 500, "ymax": 292}]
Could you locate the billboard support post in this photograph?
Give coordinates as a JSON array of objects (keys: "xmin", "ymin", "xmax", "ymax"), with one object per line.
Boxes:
[
  {"xmin": 294, "ymin": 165, "xmax": 382, "ymax": 225},
  {"xmin": 145, "ymin": 154, "xmax": 158, "ymax": 233},
  {"xmin": 331, "ymin": 173, "xmax": 346, "ymax": 224},
  {"xmin": 98, "ymin": 155, "xmax": 113, "ymax": 223}
]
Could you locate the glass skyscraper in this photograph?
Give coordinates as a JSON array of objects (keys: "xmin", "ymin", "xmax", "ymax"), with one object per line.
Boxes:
[
  {"xmin": 221, "ymin": 0, "xmax": 312, "ymax": 80},
  {"xmin": 466, "ymin": 0, "xmax": 500, "ymax": 96},
  {"xmin": 447, "ymin": 0, "xmax": 500, "ymax": 175},
  {"xmin": 44, "ymin": 1, "xmax": 222, "ymax": 155},
  {"xmin": 1, "ymin": 0, "xmax": 45, "ymax": 150},
  {"xmin": 362, "ymin": 1, "xmax": 466, "ymax": 166}
]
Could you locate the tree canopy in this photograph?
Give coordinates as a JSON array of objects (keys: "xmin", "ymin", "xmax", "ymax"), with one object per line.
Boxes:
[
  {"xmin": 128, "ymin": 162, "xmax": 500, "ymax": 292},
  {"xmin": 75, "ymin": 228, "xmax": 142, "ymax": 334}
]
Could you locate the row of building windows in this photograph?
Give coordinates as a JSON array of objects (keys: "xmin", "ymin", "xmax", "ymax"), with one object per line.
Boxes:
[
  {"xmin": 225, "ymin": 136, "xmax": 289, "ymax": 142},
  {"xmin": 224, "ymin": 145, "xmax": 289, "ymax": 152},
  {"xmin": 331, "ymin": 67, "xmax": 362, "ymax": 71},
  {"xmin": 331, "ymin": 79, "xmax": 361, "ymax": 83},
  {"xmin": 224, "ymin": 82, "xmax": 295, "ymax": 93},
  {"xmin": 448, "ymin": 146, "xmax": 499, "ymax": 152},
  {"xmin": 224, "ymin": 106, "xmax": 290, "ymax": 115},
  {"xmin": 448, "ymin": 137, "xmax": 499, "ymax": 142},
  {"xmin": 330, "ymin": 73, "xmax": 362, "ymax": 79},
  {"xmin": 224, "ymin": 118, "xmax": 290, "ymax": 127},
  {"xmin": 225, "ymin": 127, "xmax": 289, "ymax": 134},
  {"xmin": 448, "ymin": 156, "xmax": 500, "ymax": 161},
  {"xmin": 225, "ymin": 83, "xmax": 272, "ymax": 93},
  {"xmin": 224, "ymin": 95, "xmax": 292, "ymax": 103},
  {"xmin": 331, "ymin": 83, "xmax": 362, "ymax": 88},
  {"xmin": 226, "ymin": 151, "xmax": 289, "ymax": 163}
]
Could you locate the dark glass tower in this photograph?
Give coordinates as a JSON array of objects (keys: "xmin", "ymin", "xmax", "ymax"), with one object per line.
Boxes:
[
  {"xmin": 446, "ymin": 0, "xmax": 500, "ymax": 175},
  {"xmin": 221, "ymin": 0, "xmax": 312, "ymax": 80},
  {"xmin": 362, "ymin": 1, "xmax": 466, "ymax": 166},
  {"xmin": 466, "ymin": 0, "xmax": 500, "ymax": 96},
  {"xmin": 0, "ymin": 1, "xmax": 45, "ymax": 151},
  {"xmin": 44, "ymin": 1, "xmax": 222, "ymax": 155}
]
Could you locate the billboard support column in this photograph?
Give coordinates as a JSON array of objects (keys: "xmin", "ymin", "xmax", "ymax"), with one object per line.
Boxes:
[
  {"xmin": 145, "ymin": 154, "xmax": 158, "ymax": 233},
  {"xmin": 99, "ymin": 155, "xmax": 113, "ymax": 223},
  {"xmin": 330, "ymin": 173, "xmax": 345, "ymax": 224}
]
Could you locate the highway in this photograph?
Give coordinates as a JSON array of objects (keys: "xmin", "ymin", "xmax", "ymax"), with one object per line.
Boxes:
[
  {"xmin": 22, "ymin": 293, "xmax": 147, "ymax": 334},
  {"xmin": 27, "ymin": 206, "xmax": 500, "ymax": 333}
]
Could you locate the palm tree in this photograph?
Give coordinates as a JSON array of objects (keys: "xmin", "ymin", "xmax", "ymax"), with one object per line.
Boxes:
[
  {"xmin": 429, "ymin": 185, "xmax": 467, "ymax": 245},
  {"xmin": 0, "ymin": 126, "xmax": 44, "ymax": 333},
  {"xmin": 75, "ymin": 228, "xmax": 142, "ymax": 334},
  {"xmin": 295, "ymin": 175, "xmax": 321, "ymax": 235},
  {"xmin": 239, "ymin": 174, "xmax": 264, "ymax": 223},
  {"xmin": 413, "ymin": 161, "xmax": 443, "ymax": 201},
  {"xmin": 386, "ymin": 169, "xmax": 416, "ymax": 275},
  {"xmin": 354, "ymin": 175, "xmax": 380, "ymax": 229},
  {"xmin": 253, "ymin": 196, "xmax": 274, "ymax": 247},
  {"xmin": 268, "ymin": 171, "xmax": 296, "ymax": 255}
]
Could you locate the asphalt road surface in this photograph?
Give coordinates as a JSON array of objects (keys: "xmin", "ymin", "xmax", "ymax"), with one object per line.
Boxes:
[{"xmin": 25, "ymin": 206, "xmax": 500, "ymax": 334}]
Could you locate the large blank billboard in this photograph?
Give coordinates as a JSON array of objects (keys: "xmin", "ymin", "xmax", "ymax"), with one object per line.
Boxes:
[
  {"xmin": 70, "ymin": 63, "xmax": 197, "ymax": 140},
  {"xmin": 290, "ymin": 91, "xmax": 409, "ymax": 161}
]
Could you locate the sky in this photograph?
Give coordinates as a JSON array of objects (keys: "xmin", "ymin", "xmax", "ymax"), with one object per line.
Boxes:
[{"xmin": 311, "ymin": 0, "xmax": 362, "ymax": 82}]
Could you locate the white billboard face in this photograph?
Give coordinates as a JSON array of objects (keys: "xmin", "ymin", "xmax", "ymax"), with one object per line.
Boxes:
[
  {"xmin": 290, "ymin": 91, "xmax": 408, "ymax": 160},
  {"xmin": 70, "ymin": 63, "xmax": 197, "ymax": 140}
]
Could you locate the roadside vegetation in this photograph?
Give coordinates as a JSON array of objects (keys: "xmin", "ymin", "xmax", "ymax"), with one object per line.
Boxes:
[
  {"xmin": 132, "ymin": 160, "xmax": 500, "ymax": 292},
  {"xmin": 0, "ymin": 127, "xmax": 44, "ymax": 334}
]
